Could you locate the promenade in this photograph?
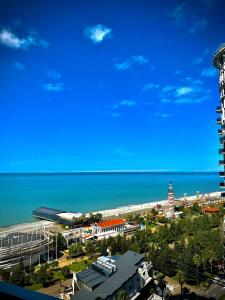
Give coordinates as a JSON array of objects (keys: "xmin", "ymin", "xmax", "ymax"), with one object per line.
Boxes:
[{"xmin": 91, "ymin": 191, "xmax": 221, "ymax": 218}]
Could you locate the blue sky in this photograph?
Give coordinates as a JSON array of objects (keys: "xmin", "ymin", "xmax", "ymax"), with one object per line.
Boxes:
[{"xmin": 0, "ymin": 0, "xmax": 224, "ymax": 172}]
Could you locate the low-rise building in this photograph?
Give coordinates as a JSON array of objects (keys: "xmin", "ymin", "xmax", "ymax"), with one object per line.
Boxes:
[
  {"xmin": 202, "ymin": 206, "xmax": 220, "ymax": 215},
  {"xmin": 72, "ymin": 250, "xmax": 153, "ymax": 300},
  {"xmin": 91, "ymin": 219, "xmax": 126, "ymax": 240}
]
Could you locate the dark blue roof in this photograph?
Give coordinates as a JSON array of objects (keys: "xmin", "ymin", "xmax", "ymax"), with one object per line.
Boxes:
[
  {"xmin": 77, "ymin": 268, "xmax": 106, "ymax": 289},
  {"xmin": 33, "ymin": 207, "xmax": 65, "ymax": 215}
]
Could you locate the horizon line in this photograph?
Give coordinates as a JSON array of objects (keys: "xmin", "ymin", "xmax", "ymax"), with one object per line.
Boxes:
[{"xmin": 0, "ymin": 169, "xmax": 219, "ymax": 174}]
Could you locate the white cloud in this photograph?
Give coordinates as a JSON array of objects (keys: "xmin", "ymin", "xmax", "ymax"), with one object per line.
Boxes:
[
  {"xmin": 143, "ymin": 83, "xmax": 160, "ymax": 91},
  {"xmin": 114, "ymin": 62, "xmax": 131, "ymax": 71},
  {"xmin": 174, "ymin": 96, "xmax": 207, "ymax": 104},
  {"xmin": 110, "ymin": 100, "xmax": 136, "ymax": 116},
  {"xmin": 191, "ymin": 57, "xmax": 204, "ymax": 65},
  {"xmin": 119, "ymin": 100, "xmax": 136, "ymax": 106},
  {"xmin": 114, "ymin": 55, "xmax": 149, "ymax": 71},
  {"xmin": 188, "ymin": 18, "xmax": 208, "ymax": 34},
  {"xmin": 156, "ymin": 77, "xmax": 210, "ymax": 105},
  {"xmin": 162, "ymin": 85, "xmax": 175, "ymax": 92},
  {"xmin": 43, "ymin": 83, "xmax": 64, "ymax": 92},
  {"xmin": 110, "ymin": 112, "xmax": 120, "ymax": 117},
  {"xmin": 0, "ymin": 29, "xmax": 22, "ymax": 48},
  {"xmin": 168, "ymin": 3, "xmax": 208, "ymax": 34},
  {"xmin": 132, "ymin": 55, "xmax": 149, "ymax": 64},
  {"xmin": 113, "ymin": 100, "xmax": 136, "ymax": 109},
  {"xmin": 175, "ymin": 86, "xmax": 193, "ymax": 97},
  {"xmin": 0, "ymin": 28, "xmax": 49, "ymax": 50},
  {"xmin": 84, "ymin": 24, "xmax": 112, "ymax": 43},
  {"xmin": 155, "ymin": 112, "xmax": 173, "ymax": 118},
  {"xmin": 169, "ymin": 3, "xmax": 187, "ymax": 26},
  {"xmin": 47, "ymin": 70, "xmax": 61, "ymax": 80},
  {"xmin": 161, "ymin": 98, "xmax": 172, "ymax": 103},
  {"xmin": 201, "ymin": 67, "xmax": 217, "ymax": 77},
  {"xmin": 13, "ymin": 62, "xmax": 25, "ymax": 70}
]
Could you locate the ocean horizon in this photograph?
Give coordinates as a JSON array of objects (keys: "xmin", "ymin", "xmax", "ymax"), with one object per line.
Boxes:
[{"xmin": 0, "ymin": 172, "xmax": 220, "ymax": 227}]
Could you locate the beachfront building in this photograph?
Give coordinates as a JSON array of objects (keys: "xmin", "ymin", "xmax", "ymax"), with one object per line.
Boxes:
[
  {"xmin": 213, "ymin": 44, "xmax": 225, "ymax": 197},
  {"xmin": 202, "ymin": 206, "xmax": 220, "ymax": 215},
  {"xmin": 166, "ymin": 182, "xmax": 175, "ymax": 219},
  {"xmin": 92, "ymin": 219, "xmax": 126, "ymax": 240},
  {"xmin": 33, "ymin": 207, "xmax": 82, "ymax": 226},
  {"xmin": 72, "ymin": 250, "xmax": 153, "ymax": 300}
]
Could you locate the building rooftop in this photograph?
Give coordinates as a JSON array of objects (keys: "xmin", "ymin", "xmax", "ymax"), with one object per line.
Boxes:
[
  {"xmin": 96, "ymin": 219, "xmax": 125, "ymax": 228},
  {"xmin": 77, "ymin": 267, "xmax": 106, "ymax": 290},
  {"xmin": 72, "ymin": 251, "xmax": 144, "ymax": 300},
  {"xmin": 33, "ymin": 207, "xmax": 65, "ymax": 215},
  {"xmin": 202, "ymin": 206, "xmax": 220, "ymax": 213},
  {"xmin": 57, "ymin": 212, "xmax": 82, "ymax": 220},
  {"xmin": 213, "ymin": 43, "xmax": 225, "ymax": 68}
]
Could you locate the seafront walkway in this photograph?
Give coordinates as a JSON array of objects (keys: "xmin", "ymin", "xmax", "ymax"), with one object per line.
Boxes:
[{"xmin": 91, "ymin": 192, "xmax": 221, "ymax": 218}]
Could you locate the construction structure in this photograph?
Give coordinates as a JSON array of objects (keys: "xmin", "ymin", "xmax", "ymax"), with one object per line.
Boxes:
[
  {"xmin": 166, "ymin": 182, "xmax": 175, "ymax": 218},
  {"xmin": 213, "ymin": 44, "xmax": 225, "ymax": 197},
  {"xmin": 0, "ymin": 221, "xmax": 54, "ymax": 270}
]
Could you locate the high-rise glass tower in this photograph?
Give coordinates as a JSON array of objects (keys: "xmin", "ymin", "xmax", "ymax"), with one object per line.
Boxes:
[{"xmin": 213, "ymin": 44, "xmax": 225, "ymax": 196}]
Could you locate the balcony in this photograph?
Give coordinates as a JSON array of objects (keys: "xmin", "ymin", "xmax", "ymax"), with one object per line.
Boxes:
[
  {"xmin": 219, "ymin": 171, "xmax": 225, "ymax": 177},
  {"xmin": 219, "ymin": 160, "xmax": 225, "ymax": 165},
  {"xmin": 216, "ymin": 106, "xmax": 222, "ymax": 113},
  {"xmin": 220, "ymin": 136, "xmax": 225, "ymax": 143},
  {"xmin": 220, "ymin": 182, "xmax": 225, "ymax": 188},
  {"xmin": 217, "ymin": 118, "xmax": 222, "ymax": 124},
  {"xmin": 221, "ymin": 192, "xmax": 225, "ymax": 198},
  {"xmin": 218, "ymin": 129, "xmax": 223, "ymax": 135},
  {"xmin": 219, "ymin": 148, "xmax": 225, "ymax": 154},
  {"xmin": 222, "ymin": 124, "xmax": 225, "ymax": 130}
]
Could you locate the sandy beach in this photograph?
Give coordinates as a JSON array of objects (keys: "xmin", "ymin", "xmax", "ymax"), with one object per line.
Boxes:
[{"xmin": 91, "ymin": 191, "xmax": 221, "ymax": 218}]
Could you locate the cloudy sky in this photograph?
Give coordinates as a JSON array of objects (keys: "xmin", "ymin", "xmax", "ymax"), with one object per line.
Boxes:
[{"xmin": 0, "ymin": 0, "xmax": 224, "ymax": 172}]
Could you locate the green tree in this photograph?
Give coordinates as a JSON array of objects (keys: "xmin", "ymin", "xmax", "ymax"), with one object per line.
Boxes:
[
  {"xmin": 60, "ymin": 266, "xmax": 71, "ymax": 279},
  {"xmin": 36, "ymin": 264, "xmax": 53, "ymax": 287},
  {"xmin": 175, "ymin": 270, "xmax": 186, "ymax": 298},
  {"xmin": 129, "ymin": 242, "xmax": 140, "ymax": 253},
  {"xmin": 53, "ymin": 232, "xmax": 67, "ymax": 254},
  {"xmin": 158, "ymin": 277, "xmax": 167, "ymax": 300},
  {"xmin": 85, "ymin": 241, "xmax": 96, "ymax": 256},
  {"xmin": 191, "ymin": 202, "xmax": 201, "ymax": 214},
  {"xmin": 205, "ymin": 249, "xmax": 217, "ymax": 274},
  {"xmin": 116, "ymin": 289, "xmax": 128, "ymax": 300},
  {"xmin": 193, "ymin": 254, "xmax": 201, "ymax": 286},
  {"xmin": 69, "ymin": 243, "xmax": 83, "ymax": 257},
  {"xmin": 0, "ymin": 269, "xmax": 10, "ymax": 282},
  {"xmin": 50, "ymin": 260, "xmax": 59, "ymax": 269},
  {"xmin": 151, "ymin": 208, "xmax": 158, "ymax": 216},
  {"xmin": 10, "ymin": 259, "xmax": 26, "ymax": 286}
]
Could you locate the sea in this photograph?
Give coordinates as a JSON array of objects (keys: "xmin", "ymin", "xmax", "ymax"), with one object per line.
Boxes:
[{"xmin": 0, "ymin": 172, "xmax": 220, "ymax": 227}]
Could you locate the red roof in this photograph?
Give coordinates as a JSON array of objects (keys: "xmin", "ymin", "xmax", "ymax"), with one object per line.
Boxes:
[
  {"xmin": 203, "ymin": 206, "xmax": 219, "ymax": 213},
  {"xmin": 96, "ymin": 219, "xmax": 125, "ymax": 228}
]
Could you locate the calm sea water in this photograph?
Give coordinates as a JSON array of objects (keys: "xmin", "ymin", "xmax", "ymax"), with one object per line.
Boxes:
[{"xmin": 0, "ymin": 172, "xmax": 220, "ymax": 227}]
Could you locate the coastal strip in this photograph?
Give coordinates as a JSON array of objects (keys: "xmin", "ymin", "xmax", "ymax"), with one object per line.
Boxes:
[{"xmin": 91, "ymin": 191, "xmax": 221, "ymax": 218}]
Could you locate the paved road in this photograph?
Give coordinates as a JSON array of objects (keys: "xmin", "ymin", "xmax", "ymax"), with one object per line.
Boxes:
[{"xmin": 203, "ymin": 283, "xmax": 225, "ymax": 299}]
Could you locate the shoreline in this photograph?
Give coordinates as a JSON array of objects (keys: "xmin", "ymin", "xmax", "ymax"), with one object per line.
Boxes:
[
  {"xmin": 0, "ymin": 191, "xmax": 221, "ymax": 228},
  {"xmin": 91, "ymin": 191, "xmax": 221, "ymax": 218}
]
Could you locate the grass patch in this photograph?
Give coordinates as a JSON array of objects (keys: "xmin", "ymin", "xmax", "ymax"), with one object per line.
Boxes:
[{"xmin": 26, "ymin": 282, "xmax": 43, "ymax": 290}]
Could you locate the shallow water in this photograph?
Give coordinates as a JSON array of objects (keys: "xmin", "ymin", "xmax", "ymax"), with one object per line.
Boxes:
[{"xmin": 0, "ymin": 172, "xmax": 220, "ymax": 226}]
